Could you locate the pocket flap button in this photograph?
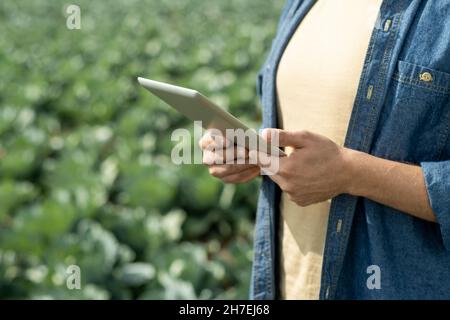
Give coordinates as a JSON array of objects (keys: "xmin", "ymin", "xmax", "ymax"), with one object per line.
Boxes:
[{"xmin": 419, "ymin": 72, "xmax": 433, "ymax": 82}]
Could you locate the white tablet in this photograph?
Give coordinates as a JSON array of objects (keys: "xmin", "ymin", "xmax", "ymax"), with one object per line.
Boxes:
[{"xmin": 137, "ymin": 77, "xmax": 285, "ymax": 156}]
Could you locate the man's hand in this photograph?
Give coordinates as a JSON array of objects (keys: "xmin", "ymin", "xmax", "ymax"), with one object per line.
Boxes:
[
  {"xmin": 199, "ymin": 130, "xmax": 260, "ymax": 184},
  {"xmin": 250, "ymin": 128, "xmax": 352, "ymax": 207},
  {"xmin": 249, "ymin": 128, "xmax": 436, "ymax": 222}
]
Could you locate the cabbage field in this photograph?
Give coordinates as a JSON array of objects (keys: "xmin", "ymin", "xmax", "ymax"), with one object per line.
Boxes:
[{"xmin": 0, "ymin": 0, "xmax": 282, "ymax": 299}]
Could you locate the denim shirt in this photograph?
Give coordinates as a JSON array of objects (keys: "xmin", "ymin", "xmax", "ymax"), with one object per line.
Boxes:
[{"xmin": 251, "ymin": 0, "xmax": 450, "ymax": 300}]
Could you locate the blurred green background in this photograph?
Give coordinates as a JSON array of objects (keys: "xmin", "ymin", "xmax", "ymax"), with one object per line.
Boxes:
[{"xmin": 0, "ymin": 0, "xmax": 282, "ymax": 299}]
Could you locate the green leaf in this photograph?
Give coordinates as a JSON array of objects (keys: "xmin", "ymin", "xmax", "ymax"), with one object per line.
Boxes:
[{"xmin": 115, "ymin": 262, "xmax": 156, "ymax": 286}]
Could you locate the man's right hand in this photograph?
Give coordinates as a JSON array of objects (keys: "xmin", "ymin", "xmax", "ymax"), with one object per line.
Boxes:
[{"xmin": 199, "ymin": 130, "xmax": 260, "ymax": 184}]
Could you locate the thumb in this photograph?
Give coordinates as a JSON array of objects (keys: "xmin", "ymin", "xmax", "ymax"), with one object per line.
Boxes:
[{"xmin": 262, "ymin": 128, "xmax": 307, "ymax": 148}]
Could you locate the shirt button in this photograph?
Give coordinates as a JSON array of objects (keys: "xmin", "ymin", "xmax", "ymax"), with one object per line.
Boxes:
[
  {"xmin": 383, "ymin": 19, "xmax": 392, "ymax": 32},
  {"xmin": 419, "ymin": 72, "xmax": 433, "ymax": 82},
  {"xmin": 366, "ymin": 85, "xmax": 374, "ymax": 100},
  {"xmin": 336, "ymin": 219, "xmax": 343, "ymax": 233}
]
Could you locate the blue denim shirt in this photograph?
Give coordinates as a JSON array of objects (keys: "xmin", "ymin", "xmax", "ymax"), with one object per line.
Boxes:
[{"xmin": 251, "ymin": 0, "xmax": 450, "ymax": 300}]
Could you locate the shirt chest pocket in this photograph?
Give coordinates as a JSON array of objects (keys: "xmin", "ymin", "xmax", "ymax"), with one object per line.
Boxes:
[{"xmin": 373, "ymin": 60, "xmax": 450, "ymax": 163}]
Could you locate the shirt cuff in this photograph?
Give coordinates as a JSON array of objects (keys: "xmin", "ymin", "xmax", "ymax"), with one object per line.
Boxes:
[{"xmin": 421, "ymin": 160, "xmax": 450, "ymax": 249}]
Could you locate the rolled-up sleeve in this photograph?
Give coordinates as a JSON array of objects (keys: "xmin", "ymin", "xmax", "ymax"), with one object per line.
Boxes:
[{"xmin": 421, "ymin": 160, "xmax": 450, "ymax": 249}]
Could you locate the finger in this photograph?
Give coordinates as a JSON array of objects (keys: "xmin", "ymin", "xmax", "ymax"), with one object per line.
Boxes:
[
  {"xmin": 224, "ymin": 145, "xmax": 249, "ymax": 164},
  {"xmin": 203, "ymin": 145, "xmax": 250, "ymax": 165},
  {"xmin": 199, "ymin": 131, "xmax": 231, "ymax": 150},
  {"xmin": 203, "ymin": 149, "xmax": 217, "ymax": 165},
  {"xmin": 248, "ymin": 149, "xmax": 280, "ymax": 168},
  {"xmin": 262, "ymin": 128, "xmax": 308, "ymax": 148},
  {"xmin": 248, "ymin": 149, "xmax": 286, "ymax": 182},
  {"xmin": 208, "ymin": 164, "xmax": 258, "ymax": 178},
  {"xmin": 221, "ymin": 167, "xmax": 261, "ymax": 184},
  {"xmin": 199, "ymin": 131, "xmax": 214, "ymax": 149}
]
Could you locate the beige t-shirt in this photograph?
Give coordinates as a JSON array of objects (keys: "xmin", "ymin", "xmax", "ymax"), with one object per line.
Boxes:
[{"xmin": 276, "ymin": 0, "xmax": 382, "ymax": 299}]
